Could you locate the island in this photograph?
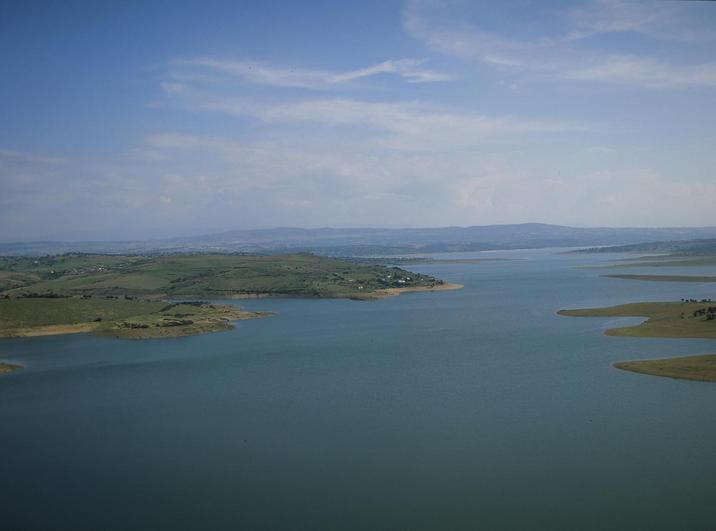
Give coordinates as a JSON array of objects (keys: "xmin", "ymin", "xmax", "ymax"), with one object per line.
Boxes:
[
  {"xmin": 0, "ymin": 253, "xmax": 461, "ymax": 341},
  {"xmin": 614, "ymin": 355, "xmax": 716, "ymax": 383},
  {"xmin": 559, "ymin": 300, "xmax": 716, "ymax": 382},
  {"xmin": 0, "ymin": 362, "xmax": 23, "ymax": 374},
  {"xmin": 558, "ymin": 300, "xmax": 716, "ymax": 338}
]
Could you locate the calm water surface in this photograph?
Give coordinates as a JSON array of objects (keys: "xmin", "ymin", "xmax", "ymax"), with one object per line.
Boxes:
[{"xmin": 1, "ymin": 249, "xmax": 715, "ymax": 530}]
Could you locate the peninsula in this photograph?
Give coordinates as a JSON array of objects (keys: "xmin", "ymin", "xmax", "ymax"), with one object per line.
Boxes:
[
  {"xmin": 0, "ymin": 253, "xmax": 460, "ymax": 340},
  {"xmin": 0, "ymin": 362, "xmax": 23, "ymax": 374},
  {"xmin": 559, "ymin": 300, "xmax": 716, "ymax": 382}
]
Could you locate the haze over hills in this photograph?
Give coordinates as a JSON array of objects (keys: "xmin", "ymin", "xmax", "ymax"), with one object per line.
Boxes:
[{"xmin": 4, "ymin": 223, "xmax": 716, "ymax": 257}]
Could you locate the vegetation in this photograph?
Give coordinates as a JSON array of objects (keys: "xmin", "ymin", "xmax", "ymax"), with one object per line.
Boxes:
[
  {"xmin": 558, "ymin": 300, "xmax": 716, "ymax": 338},
  {"xmin": 0, "ymin": 253, "xmax": 449, "ymax": 299},
  {"xmin": 0, "ymin": 298, "xmax": 271, "ymax": 340},
  {"xmin": 347, "ymin": 257, "xmax": 513, "ymax": 266},
  {"xmin": 0, "ymin": 362, "xmax": 23, "ymax": 374},
  {"xmin": 560, "ymin": 300, "xmax": 716, "ymax": 382},
  {"xmin": 0, "ymin": 253, "xmax": 457, "ymax": 340},
  {"xmin": 614, "ymin": 355, "xmax": 716, "ymax": 383},
  {"xmin": 575, "ymin": 238, "xmax": 716, "ymax": 256}
]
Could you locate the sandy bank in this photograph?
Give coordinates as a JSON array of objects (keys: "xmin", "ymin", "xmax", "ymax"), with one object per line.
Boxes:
[
  {"xmin": 0, "ymin": 323, "xmax": 98, "ymax": 338},
  {"xmin": 352, "ymin": 283, "xmax": 464, "ymax": 300}
]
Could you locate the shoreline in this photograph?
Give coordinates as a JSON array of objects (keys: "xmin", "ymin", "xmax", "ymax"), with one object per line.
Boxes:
[
  {"xmin": 614, "ymin": 354, "xmax": 716, "ymax": 383},
  {"xmin": 213, "ymin": 283, "xmax": 464, "ymax": 300},
  {"xmin": 557, "ymin": 301, "xmax": 716, "ymax": 339},
  {"xmin": 0, "ymin": 323, "xmax": 99, "ymax": 338},
  {"xmin": 350, "ymin": 282, "xmax": 464, "ymax": 300},
  {"xmin": 0, "ymin": 362, "xmax": 23, "ymax": 374},
  {"xmin": 560, "ymin": 301, "xmax": 716, "ymax": 382},
  {"xmin": 0, "ymin": 285, "xmax": 463, "ymax": 340},
  {"xmin": 0, "ymin": 305, "xmax": 272, "ymax": 340}
]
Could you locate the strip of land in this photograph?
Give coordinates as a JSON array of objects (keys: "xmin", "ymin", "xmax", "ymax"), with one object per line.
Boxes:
[
  {"xmin": 558, "ymin": 301, "xmax": 716, "ymax": 338},
  {"xmin": 614, "ymin": 355, "xmax": 716, "ymax": 383},
  {"xmin": 0, "ymin": 253, "xmax": 453, "ymax": 299},
  {"xmin": 0, "ymin": 253, "xmax": 460, "ymax": 340},
  {"xmin": 348, "ymin": 282, "xmax": 463, "ymax": 300},
  {"xmin": 603, "ymin": 274, "xmax": 716, "ymax": 283},
  {"xmin": 0, "ymin": 362, "xmax": 23, "ymax": 374},
  {"xmin": 0, "ymin": 298, "xmax": 272, "ymax": 340},
  {"xmin": 559, "ymin": 300, "xmax": 716, "ymax": 381},
  {"xmin": 577, "ymin": 253, "xmax": 716, "ymax": 270}
]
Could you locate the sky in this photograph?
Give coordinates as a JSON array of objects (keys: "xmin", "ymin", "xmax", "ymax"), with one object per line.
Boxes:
[{"xmin": 1, "ymin": 0, "xmax": 716, "ymax": 241}]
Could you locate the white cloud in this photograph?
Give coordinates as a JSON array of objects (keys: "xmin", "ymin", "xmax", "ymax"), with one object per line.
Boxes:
[
  {"xmin": 331, "ymin": 58, "xmax": 451, "ymax": 83},
  {"xmin": 563, "ymin": 56, "xmax": 716, "ymax": 88},
  {"xmin": 404, "ymin": 0, "xmax": 716, "ymax": 89},
  {"xmin": 162, "ymin": 87, "xmax": 586, "ymax": 151},
  {"xmin": 172, "ymin": 56, "xmax": 450, "ymax": 90},
  {"xmin": 3, "ymin": 131, "xmax": 716, "ymax": 239}
]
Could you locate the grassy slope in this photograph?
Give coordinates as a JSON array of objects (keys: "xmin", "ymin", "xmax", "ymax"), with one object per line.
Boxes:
[
  {"xmin": 0, "ymin": 298, "xmax": 270, "ymax": 339},
  {"xmin": 0, "ymin": 298, "xmax": 165, "ymax": 329},
  {"xmin": 0, "ymin": 253, "xmax": 445, "ymax": 299},
  {"xmin": 0, "ymin": 253, "xmax": 453, "ymax": 340},
  {"xmin": 560, "ymin": 301, "xmax": 716, "ymax": 381},
  {"xmin": 614, "ymin": 355, "xmax": 716, "ymax": 383},
  {"xmin": 558, "ymin": 301, "xmax": 716, "ymax": 339}
]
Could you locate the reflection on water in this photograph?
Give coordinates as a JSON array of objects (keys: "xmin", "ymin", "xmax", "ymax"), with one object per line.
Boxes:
[{"xmin": 1, "ymin": 249, "xmax": 715, "ymax": 530}]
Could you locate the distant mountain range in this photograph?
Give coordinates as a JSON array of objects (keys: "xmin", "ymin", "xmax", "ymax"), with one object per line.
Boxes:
[
  {"xmin": 576, "ymin": 238, "xmax": 716, "ymax": 256},
  {"xmin": 4, "ymin": 223, "xmax": 716, "ymax": 256}
]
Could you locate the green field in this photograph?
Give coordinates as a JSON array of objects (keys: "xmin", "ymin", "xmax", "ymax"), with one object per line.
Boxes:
[
  {"xmin": 558, "ymin": 301, "xmax": 716, "ymax": 339},
  {"xmin": 0, "ymin": 253, "xmax": 454, "ymax": 342},
  {"xmin": 0, "ymin": 298, "xmax": 270, "ymax": 340},
  {"xmin": 0, "ymin": 253, "xmax": 446, "ymax": 299},
  {"xmin": 614, "ymin": 355, "xmax": 716, "ymax": 383},
  {"xmin": 560, "ymin": 300, "xmax": 716, "ymax": 382},
  {"xmin": 0, "ymin": 298, "xmax": 166, "ymax": 329}
]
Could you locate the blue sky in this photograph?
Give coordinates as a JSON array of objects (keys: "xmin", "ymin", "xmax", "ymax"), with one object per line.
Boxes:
[{"xmin": 2, "ymin": 0, "xmax": 716, "ymax": 241}]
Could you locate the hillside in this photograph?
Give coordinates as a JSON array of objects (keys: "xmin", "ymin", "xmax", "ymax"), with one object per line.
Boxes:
[{"xmin": 0, "ymin": 253, "xmax": 449, "ymax": 299}]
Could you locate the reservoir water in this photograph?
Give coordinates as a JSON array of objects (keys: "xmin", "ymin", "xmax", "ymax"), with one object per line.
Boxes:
[{"xmin": 1, "ymin": 249, "xmax": 715, "ymax": 530}]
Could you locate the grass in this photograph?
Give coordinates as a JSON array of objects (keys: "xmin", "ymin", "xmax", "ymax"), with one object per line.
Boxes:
[
  {"xmin": 0, "ymin": 298, "xmax": 166, "ymax": 330},
  {"xmin": 0, "ymin": 298, "xmax": 271, "ymax": 339},
  {"xmin": 558, "ymin": 301, "xmax": 716, "ymax": 339},
  {"xmin": 560, "ymin": 300, "xmax": 716, "ymax": 382},
  {"xmin": 0, "ymin": 253, "xmax": 447, "ymax": 299},
  {"xmin": 0, "ymin": 252, "xmax": 456, "ymax": 341},
  {"xmin": 614, "ymin": 355, "xmax": 716, "ymax": 383}
]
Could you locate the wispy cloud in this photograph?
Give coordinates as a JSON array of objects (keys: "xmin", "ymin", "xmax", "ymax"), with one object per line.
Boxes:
[
  {"xmin": 172, "ymin": 56, "xmax": 450, "ymax": 90},
  {"xmin": 331, "ymin": 58, "xmax": 451, "ymax": 83},
  {"xmin": 404, "ymin": 0, "xmax": 716, "ymax": 89},
  {"xmin": 566, "ymin": 0, "xmax": 715, "ymax": 43},
  {"xmin": 162, "ymin": 87, "xmax": 586, "ymax": 151},
  {"xmin": 563, "ymin": 56, "xmax": 716, "ymax": 88}
]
